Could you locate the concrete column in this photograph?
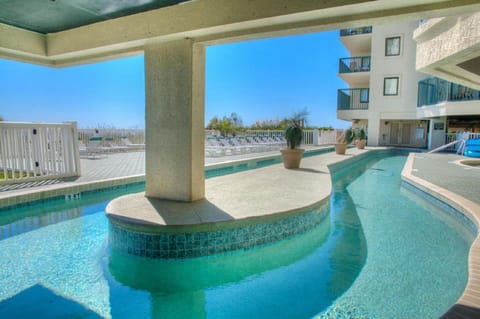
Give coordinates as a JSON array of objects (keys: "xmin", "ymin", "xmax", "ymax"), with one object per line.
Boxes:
[
  {"xmin": 144, "ymin": 39, "xmax": 205, "ymax": 201},
  {"xmin": 367, "ymin": 113, "xmax": 380, "ymax": 146}
]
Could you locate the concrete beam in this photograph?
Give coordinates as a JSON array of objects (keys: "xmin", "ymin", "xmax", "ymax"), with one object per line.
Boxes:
[
  {"xmin": 0, "ymin": 23, "xmax": 49, "ymax": 65},
  {"xmin": 1, "ymin": 0, "xmax": 480, "ymax": 67}
]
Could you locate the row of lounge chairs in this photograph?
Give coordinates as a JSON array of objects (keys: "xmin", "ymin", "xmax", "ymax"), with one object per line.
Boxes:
[
  {"xmin": 80, "ymin": 135, "xmax": 287, "ymax": 158},
  {"xmin": 205, "ymin": 135, "xmax": 287, "ymax": 157},
  {"xmin": 79, "ymin": 137, "xmax": 145, "ymax": 158}
]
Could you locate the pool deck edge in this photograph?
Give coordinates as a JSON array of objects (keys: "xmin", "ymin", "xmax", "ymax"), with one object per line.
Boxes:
[
  {"xmin": 106, "ymin": 148, "xmax": 371, "ymax": 231},
  {"xmin": 402, "ymin": 153, "xmax": 480, "ymax": 318}
]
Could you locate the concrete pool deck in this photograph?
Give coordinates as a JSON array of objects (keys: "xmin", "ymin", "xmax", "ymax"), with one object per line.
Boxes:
[
  {"xmin": 0, "ymin": 146, "xmax": 325, "ymax": 208},
  {"xmin": 402, "ymin": 152, "xmax": 480, "ymax": 319},
  {"xmin": 105, "ymin": 147, "xmax": 368, "ymax": 230}
]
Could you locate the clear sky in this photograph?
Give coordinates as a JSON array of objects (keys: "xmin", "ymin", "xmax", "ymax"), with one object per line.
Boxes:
[{"xmin": 0, "ymin": 30, "xmax": 350, "ymax": 129}]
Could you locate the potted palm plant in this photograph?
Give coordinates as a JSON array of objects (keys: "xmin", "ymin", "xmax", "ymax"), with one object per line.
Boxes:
[
  {"xmin": 355, "ymin": 128, "xmax": 367, "ymax": 149},
  {"xmin": 280, "ymin": 110, "xmax": 307, "ymax": 169},
  {"xmin": 335, "ymin": 127, "xmax": 354, "ymax": 155}
]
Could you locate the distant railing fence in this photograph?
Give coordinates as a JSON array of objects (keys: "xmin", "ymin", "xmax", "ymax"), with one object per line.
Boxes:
[
  {"xmin": 245, "ymin": 129, "xmax": 339, "ymax": 146},
  {"xmin": 77, "ymin": 128, "xmax": 340, "ymax": 151},
  {"xmin": 78, "ymin": 128, "xmax": 145, "ymax": 146},
  {"xmin": 0, "ymin": 122, "xmax": 80, "ymax": 184}
]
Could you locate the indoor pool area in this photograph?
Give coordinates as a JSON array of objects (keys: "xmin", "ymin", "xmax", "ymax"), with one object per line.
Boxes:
[{"xmin": 0, "ymin": 151, "xmax": 476, "ymax": 319}]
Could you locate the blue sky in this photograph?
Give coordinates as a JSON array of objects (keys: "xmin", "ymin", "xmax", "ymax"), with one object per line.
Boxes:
[{"xmin": 0, "ymin": 30, "xmax": 350, "ymax": 129}]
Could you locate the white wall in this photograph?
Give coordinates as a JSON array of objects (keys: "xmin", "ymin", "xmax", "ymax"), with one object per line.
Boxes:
[{"xmin": 367, "ymin": 20, "xmax": 427, "ymax": 146}]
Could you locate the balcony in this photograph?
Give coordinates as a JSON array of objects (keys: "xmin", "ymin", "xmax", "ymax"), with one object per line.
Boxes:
[
  {"xmin": 418, "ymin": 77, "xmax": 480, "ymax": 106},
  {"xmin": 417, "ymin": 77, "xmax": 480, "ymax": 119},
  {"xmin": 339, "ymin": 56, "xmax": 370, "ymax": 73},
  {"xmin": 338, "ymin": 56, "xmax": 370, "ymax": 87},
  {"xmin": 337, "ymin": 88, "xmax": 369, "ymax": 110},
  {"xmin": 339, "ymin": 26, "xmax": 372, "ymax": 56},
  {"xmin": 340, "ymin": 26, "xmax": 372, "ymax": 37}
]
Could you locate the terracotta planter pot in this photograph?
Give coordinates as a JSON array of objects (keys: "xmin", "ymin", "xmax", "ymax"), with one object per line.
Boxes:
[
  {"xmin": 356, "ymin": 139, "xmax": 366, "ymax": 149},
  {"xmin": 335, "ymin": 143, "xmax": 347, "ymax": 155},
  {"xmin": 280, "ymin": 148, "xmax": 305, "ymax": 169}
]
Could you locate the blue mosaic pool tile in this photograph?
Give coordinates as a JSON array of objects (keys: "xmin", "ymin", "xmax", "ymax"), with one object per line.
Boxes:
[
  {"xmin": 401, "ymin": 180, "xmax": 478, "ymax": 235},
  {"xmin": 109, "ymin": 206, "xmax": 328, "ymax": 259}
]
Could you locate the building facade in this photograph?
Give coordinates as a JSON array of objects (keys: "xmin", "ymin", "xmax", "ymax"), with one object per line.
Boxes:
[
  {"xmin": 337, "ymin": 15, "xmax": 480, "ymax": 150},
  {"xmin": 414, "ymin": 13, "xmax": 480, "ymax": 149}
]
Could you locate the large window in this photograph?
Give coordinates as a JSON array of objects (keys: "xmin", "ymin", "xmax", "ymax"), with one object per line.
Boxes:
[
  {"xmin": 384, "ymin": 77, "xmax": 399, "ymax": 96},
  {"xmin": 385, "ymin": 36, "xmax": 401, "ymax": 56}
]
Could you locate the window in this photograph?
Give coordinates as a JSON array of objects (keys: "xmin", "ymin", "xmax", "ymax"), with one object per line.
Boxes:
[
  {"xmin": 360, "ymin": 88, "xmax": 369, "ymax": 103},
  {"xmin": 384, "ymin": 77, "xmax": 399, "ymax": 96},
  {"xmin": 385, "ymin": 36, "xmax": 401, "ymax": 56}
]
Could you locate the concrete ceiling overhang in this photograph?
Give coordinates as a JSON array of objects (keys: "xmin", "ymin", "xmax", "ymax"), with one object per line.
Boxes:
[
  {"xmin": 1, "ymin": 0, "xmax": 480, "ymax": 67},
  {"xmin": 414, "ymin": 13, "xmax": 480, "ymax": 90},
  {"xmin": 0, "ymin": 0, "xmax": 192, "ymax": 34}
]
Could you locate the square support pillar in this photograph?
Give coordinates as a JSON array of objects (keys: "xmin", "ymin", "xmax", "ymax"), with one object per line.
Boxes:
[{"xmin": 144, "ymin": 39, "xmax": 205, "ymax": 201}]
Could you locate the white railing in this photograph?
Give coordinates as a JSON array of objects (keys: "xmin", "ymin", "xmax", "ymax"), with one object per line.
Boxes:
[
  {"xmin": 245, "ymin": 129, "xmax": 286, "ymax": 139},
  {"xmin": 440, "ymin": 132, "xmax": 480, "ymax": 152},
  {"xmin": 0, "ymin": 122, "xmax": 80, "ymax": 184},
  {"xmin": 245, "ymin": 129, "xmax": 340, "ymax": 146},
  {"xmin": 317, "ymin": 129, "xmax": 340, "ymax": 145},
  {"xmin": 470, "ymin": 132, "xmax": 480, "ymax": 139}
]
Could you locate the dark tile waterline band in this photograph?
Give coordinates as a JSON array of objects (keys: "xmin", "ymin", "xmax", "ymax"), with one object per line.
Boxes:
[{"xmin": 109, "ymin": 205, "xmax": 329, "ymax": 259}]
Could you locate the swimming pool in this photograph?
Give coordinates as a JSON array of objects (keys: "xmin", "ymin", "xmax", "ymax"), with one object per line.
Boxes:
[{"xmin": 0, "ymin": 151, "xmax": 474, "ymax": 318}]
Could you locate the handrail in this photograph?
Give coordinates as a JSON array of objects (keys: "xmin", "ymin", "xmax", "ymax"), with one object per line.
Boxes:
[
  {"xmin": 337, "ymin": 88, "xmax": 369, "ymax": 110},
  {"xmin": 428, "ymin": 139, "xmax": 464, "ymax": 154},
  {"xmin": 418, "ymin": 77, "xmax": 480, "ymax": 107},
  {"xmin": 340, "ymin": 26, "xmax": 372, "ymax": 36},
  {"xmin": 339, "ymin": 56, "xmax": 371, "ymax": 73}
]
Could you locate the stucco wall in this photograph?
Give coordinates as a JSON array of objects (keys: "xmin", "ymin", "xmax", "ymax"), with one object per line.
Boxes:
[{"xmin": 367, "ymin": 21, "xmax": 426, "ymax": 146}]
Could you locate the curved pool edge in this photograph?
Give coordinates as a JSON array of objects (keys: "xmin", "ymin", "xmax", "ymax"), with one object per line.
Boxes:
[
  {"xmin": 401, "ymin": 153, "xmax": 480, "ymax": 318},
  {"xmin": 106, "ymin": 148, "xmax": 379, "ymax": 258}
]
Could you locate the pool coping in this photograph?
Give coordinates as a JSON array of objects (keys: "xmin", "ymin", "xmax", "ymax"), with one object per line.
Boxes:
[
  {"xmin": 0, "ymin": 174, "xmax": 146, "ymax": 209},
  {"xmin": 401, "ymin": 153, "xmax": 480, "ymax": 318}
]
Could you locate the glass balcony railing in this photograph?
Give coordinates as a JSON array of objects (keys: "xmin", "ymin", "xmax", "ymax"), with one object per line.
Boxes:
[
  {"xmin": 339, "ymin": 26, "xmax": 372, "ymax": 37},
  {"xmin": 417, "ymin": 77, "xmax": 480, "ymax": 107},
  {"xmin": 337, "ymin": 88, "xmax": 369, "ymax": 110},
  {"xmin": 339, "ymin": 56, "xmax": 371, "ymax": 73}
]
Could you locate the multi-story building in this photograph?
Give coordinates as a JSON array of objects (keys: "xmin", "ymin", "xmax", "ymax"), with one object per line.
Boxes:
[
  {"xmin": 337, "ymin": 21, "xmax": 427, "ymax": 148},
  {"xmin": 337, "ymin": 15, "xmax": 480, "ymax": 150}
]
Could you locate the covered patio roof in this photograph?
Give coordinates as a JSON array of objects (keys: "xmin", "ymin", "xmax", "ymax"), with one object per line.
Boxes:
[{"xmin": 1, "ymin": 0, "xmax": 479, "ymax": 67}]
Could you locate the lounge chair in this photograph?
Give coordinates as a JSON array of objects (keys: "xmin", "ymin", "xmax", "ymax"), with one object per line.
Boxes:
[{"xmin": 120, "ymin": 137, "xmax": 145, "ymax": 150}]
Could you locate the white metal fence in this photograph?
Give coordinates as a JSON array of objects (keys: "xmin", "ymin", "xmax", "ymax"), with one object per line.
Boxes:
[
  {"xmin": 0, "ymin": 122, "xmax": 80, "ymax": 184},
  {"xmin": 244, "ymin": 129, "xmax": 339, "ymax": 145},
  {"xmin": 317, "ymin": 129, "xmax": 340, "ymax": 145}
]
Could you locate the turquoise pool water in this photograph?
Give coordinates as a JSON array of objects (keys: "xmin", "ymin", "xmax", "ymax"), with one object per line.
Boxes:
[{"xmin": 0, "ymin": 153, "xmax": 474, "ymax": 318}]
